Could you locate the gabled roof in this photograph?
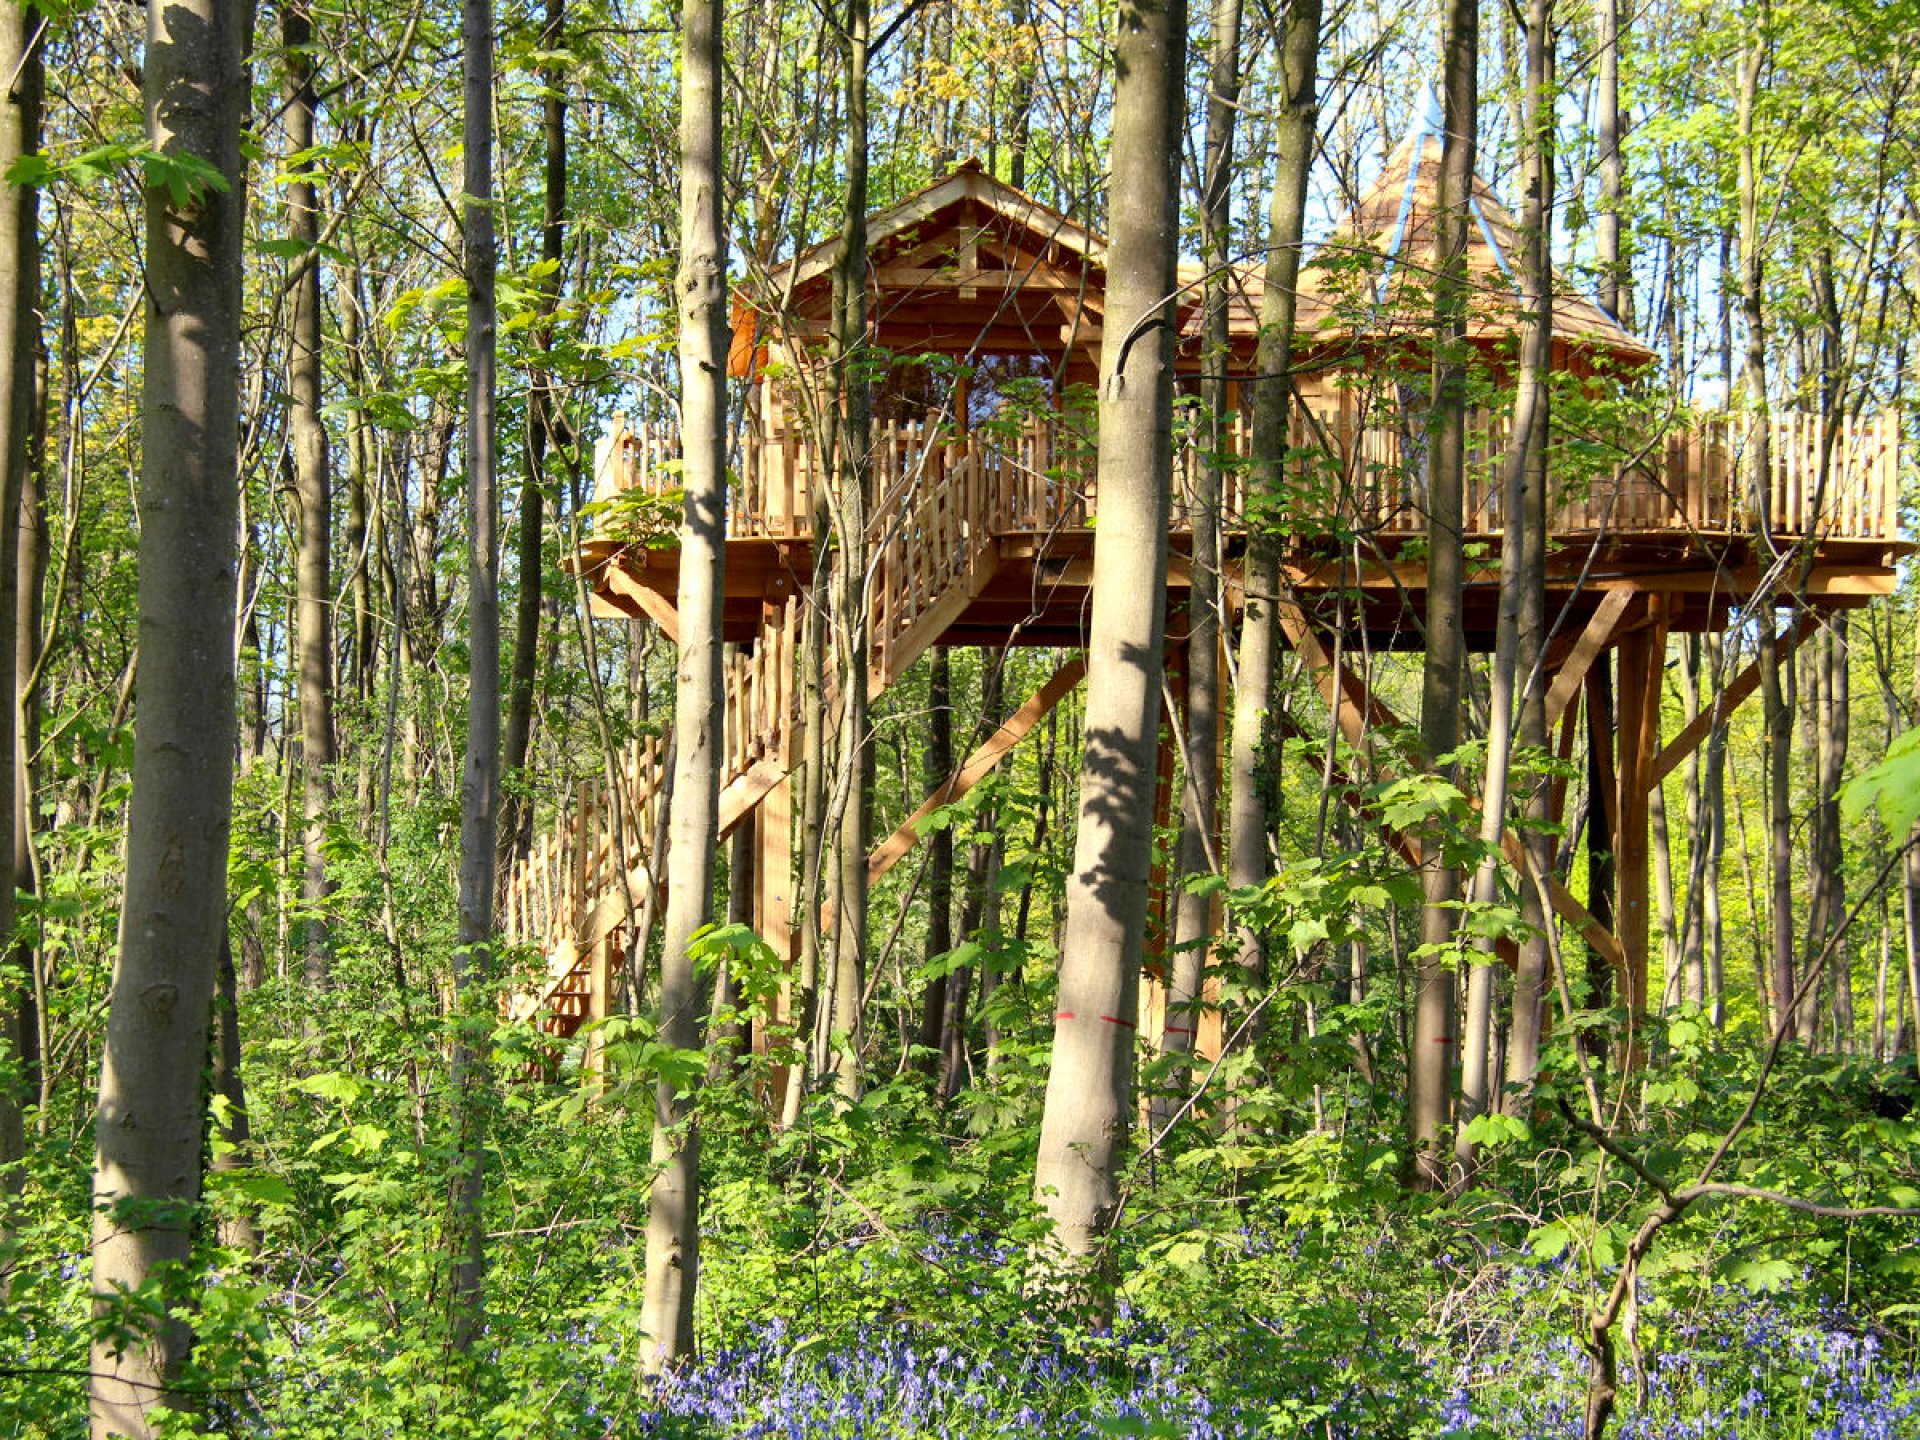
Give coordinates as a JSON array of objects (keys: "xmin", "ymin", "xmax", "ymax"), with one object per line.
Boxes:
[{"xmin": 764, "ymin": 159, "xmax": 1105, "ymax": 296}]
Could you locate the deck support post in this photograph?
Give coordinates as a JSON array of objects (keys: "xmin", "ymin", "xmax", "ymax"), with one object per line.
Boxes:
[
  {"xmin": 585, "ymin": 935, "xmax": 612, "ymax": 1083},
  {"xmin": 1613, "ymin": 597, "xmax": 1669, "ymax": 1062},
  {"xmin": 753, "ymin": 774, "xmax": 796, "ymax": 1115}
]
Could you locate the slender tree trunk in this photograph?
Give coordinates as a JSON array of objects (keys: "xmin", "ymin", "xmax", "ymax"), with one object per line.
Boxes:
[
  {"xmin": 209, "ymin": 935, "xmax": 259, "ymax": 1254},
  {"xmin": 1410, "ymin": 0, "xmax": 1478, "ymax": 1188},
  {"xmin": 827, "ymin": 0, "xmax": 872, "ymax": 1101},
  {"xmin": 639, "ymin": 0, "xmax": 727, "ymax": 1366},
  {"xmin": 284, "ymin": 0, "xmax": 335, "ymax": 992},
  {"xmin": 88, "ymin": 2, "xmax": 251, "ymax": 1428},
  {"xmin": 1162, "ymin": 0, "xmax": 1240, "ymax": 1112},
  {"xmin": 1702, "ymin": 636, "xmax": 1728, "ymax": 1027},
  {"xmin": 1594, "ymin": 0, "xmax": 1626, "ymax": 325},
  {"xmin": 1033, "ymin": 0, "xmax": 1184, "ymax": 1271},
  {"xmin": 1498, "ymin": 0, "xmax": 1554, "ymax": 1104},
  {"xmin": 915, "ymin": 649, "xmax": 955, "ymax": 1074},
  {"xmin": 1811, "ymin": 619, "xmax": 1849, "ymax": 1047},
  {"xmin": 500, "ymin": 0, "xmax": 568, "ymax": 869},
  {"xmin": 1227, "ymin": 0, "xmax": 1320, "ymax": 1017},
  {"xmin": 0, "ymin": 0, "xmax": 37, "ymax": 1187},
  {"xmin": 1677, "ymin": 638, "xmax": 1707, "ymax": 1010},
  {"xmin": 942, "ymin": 664, "xmax": 1004, "ymax": 1099},
  {"xmin": 341, "ymin": 260, "xmax": 376, "ymax": 701},
  {"xmin": 448, "ymin": 0, "xmax": 498, "ymax": 1355},
  {"xmin": 1737, "ymin": 33, "xmax": 1795, "ymax": 1045},
  {"xmin": 1006, "ymin": 0, "xmax": 1035, "ymax": 189}
]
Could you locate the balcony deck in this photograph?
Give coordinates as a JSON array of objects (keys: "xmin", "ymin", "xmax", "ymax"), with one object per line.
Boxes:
[{"xmin": 581, "ymin": 401, "xmax": 1905, "ymax": 660}]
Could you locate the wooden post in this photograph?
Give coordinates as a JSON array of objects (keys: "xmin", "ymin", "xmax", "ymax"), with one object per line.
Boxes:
[
  {"xmin": 1613, "ymin": 599, "xmax": 1668, "ymax": 1060},
  {"xmin": 585, "ymin": 935, "xmax": 612, "ymax": 1083},
  {"xmin": 754, "ymin": 774, "xmax": 796, "ymax": 1116}
]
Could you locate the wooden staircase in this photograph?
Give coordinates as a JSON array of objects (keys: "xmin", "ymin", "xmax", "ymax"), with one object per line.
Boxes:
[{"xmin": 503, "ymin": 416, "xmax": 1005, "ymax": 1046}]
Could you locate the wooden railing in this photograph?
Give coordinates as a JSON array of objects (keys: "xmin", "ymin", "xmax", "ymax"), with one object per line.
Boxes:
[{"xmin": 593, "ymin": 404, "xmax": 1901, "ymax": 546}]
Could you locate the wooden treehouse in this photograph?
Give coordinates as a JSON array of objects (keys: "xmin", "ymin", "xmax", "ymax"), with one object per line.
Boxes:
[{"xmin": 503, "ymin": 130, "xmax": 1907, "ymax": 1075}]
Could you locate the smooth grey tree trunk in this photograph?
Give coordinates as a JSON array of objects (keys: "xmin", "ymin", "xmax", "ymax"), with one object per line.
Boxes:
[
  {"xmin": 88, "ymin": 1, "xmax": 252, "ymax": 1429},
  {"xmin": 827, "ymin": 0, "xmax": 872, "ymax": 1101},
  {"xmin": 640, "ymin": 0, "xmax": 727, "ymax": 1367},
  {"xmin": 1409, "ymin": 0, "xmax": 1478, "ymax": 1189},
  {"xmin": 0, "ymin": 0, "xmax": 37, "ymax": 1188},
  {"xmin": 1594, "ymin": 0, "xmax": 1627, "ymax": 325},
  {"xmin": 1033, "ymin": 0, "xmax": 1184, "ymax": 1270},
  {"xmin": 1227, "ymin": 0, "xmax": 1320, "ymax": 1016},
  {"xmin": 1162, "ymin": 0, "xmax": 1241, "ymax": 1112},
  {"xmin": 284, "ymin": 0, "xmax": 335, "ymax": 993},
  {"xmin": 915, "ymin": 649, "xmax": 955, "ymax": 1074},
  {"xmin": 501, "ymin": 0, "xmax": 568, "ymax": 869},
  {"xmin": 1737, "ymin": 35, "xmax": 1795, "ymax": 1045},
  {"xmin": 449, "ymin": 0, "xmax": 498, "ymax": 1355},
  {"xmin": 1501, "ymin": 0, "xmax": 1554, "ymax": 1099}
]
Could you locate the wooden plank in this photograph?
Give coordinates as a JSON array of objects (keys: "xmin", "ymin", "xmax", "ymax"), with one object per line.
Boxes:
[
  {"xmin": 866, "ymin": 655, "xmax": 1087, "ymax": 884},
  {"xmin": 1544, "ymin": 588, "xmax": 1635, "ymax": 729},
  {"xmin": 1646, "ymin": 609, "xmax": 1814, "ymax": 789}
]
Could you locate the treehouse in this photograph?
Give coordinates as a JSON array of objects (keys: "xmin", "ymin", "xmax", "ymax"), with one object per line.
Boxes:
[{"xmin": 504, "ymin": 128, "xmax": 1907, "ymax": 1082}]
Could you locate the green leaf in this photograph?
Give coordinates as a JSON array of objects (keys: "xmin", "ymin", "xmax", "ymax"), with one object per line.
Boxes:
[
  {"xmin": 1841, "ymin": 726, "xmax": 1920, "ymax": 836},
  {"xmin": 4, "ymin": 152, "xmax": 56, "ymax": 187},
  {"xmin": 1719, "ymin": 1256, "xmax": 1796, "ymax": 1293},
  {"xmin": 206, "ymin": 1170, "xmax": 296, "ymax": 1208},
  {"xmin": 294, "ymin": 1071, "xmax": 366, "ymax": 1106},
  {"xmin": 1460, "ymin": 1111, "xmax": 1531, "ymax": 1147},
  {"xmin": 138, "ymin": 147, "xmax": 232, "ymax": 207},
  {"xmin": 1529, "ymin": 1220, "xmax": 1571, "ymax": 1260}
]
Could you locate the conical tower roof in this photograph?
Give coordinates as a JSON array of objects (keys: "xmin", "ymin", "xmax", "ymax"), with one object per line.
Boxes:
[{"xmin": 1294, "ymin": 101, "xmax": 1651, "ymax": 364}]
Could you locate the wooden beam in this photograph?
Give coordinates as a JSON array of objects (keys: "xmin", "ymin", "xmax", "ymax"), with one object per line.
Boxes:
[
  {"xmin": 1646, "ymin": 609, "xmax": 1815, "ymax": 789},
  {"xmin": 603, "ymin": 564, "xmax": 681, "ymax": 641},
  {"xmin": 1274, "ymin": 595, "xmax": 1397, "ymax": 755},
  {"xmin": 1544, "ymin": 588, "xmax": 1635, "ymax": 729},
  {"xmin": 866, "ymin": 655, "xmax": 1086, "ymax": 884},
  {"xmin": 718, "ymin": 754, "xmax": 791, "ymax": 836}
]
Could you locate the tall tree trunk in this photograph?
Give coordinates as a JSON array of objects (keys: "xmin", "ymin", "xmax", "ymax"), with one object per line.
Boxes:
[
  {"xmin": 1809, "ymin": 618, "xmax": 1849, "ymax": 1047},
  {"xmin": 1594, "ymin": 0, "xmax": 1626, "ymax": 325},
  {"xmin": 1033, "ymin": 0, "xmax": 1184, "ymax": 1270},
  {"xmin": 448, "ymin": 0, "xmax": 498, "ymax": 1355},
  {"xmin": 1702, "ymin": 635, "xmax": 1729, "ymax": 1027},
  {"xmin": 1006, "ymin": 0, "xmax": 1035, "ymax": 189},
  {"xmin": 1227, "ymin": 0, "xmax": 1320, "ymax": 1023},
  {"xmin": 500, "ymin": 0, "xmax": 569, "ymax": 869},
  {"xmin": 284, "ymin": 0, "xmax": 335, "ymax": 992},
  {"xmin": 88, "ymin": 1, "xmax": 251, "ymax": 1429},
  {"xmin": 1409, "ymin": 0, "xmax": 1478, "ymax": 1188},
  {"xmin": 827, "ymin": 0, "xmax": 872, "ymax": 1101},
  {"xmin": 341, "ymin": 259, "xmax": 377, "ymax": 700},
  {"xmin": 0, "ymin": 0, "xmax": 37, "ymax": 1187},
  {"xmin": 1501, "ymin": 0, "xmax": 1554, "ymax": 1099},
  {"xmin": 1162, "ymin": 0, "xmax": 1240, "ymax": 1111},
  {"xmin": 1737, "ymin": 34, "xmax": 1794, "ymax": 1044},
  {"xmin": 209, "ymin": 935, "xmax": 259, "ymax": 1254},
  {"xmin": 640, "ymin": 0, "xmax": 727, "ymax": 1367},
  {"xmin": 915, "ymin": 648, "xmax": 955, "ymax": 1074}
]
